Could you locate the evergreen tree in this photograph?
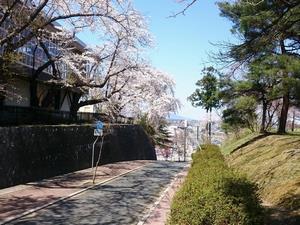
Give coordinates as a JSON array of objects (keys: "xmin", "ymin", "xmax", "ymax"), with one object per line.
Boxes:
[
  {"xmin": 137, "ymin": 115, "xmax": 173, "ymax": 150},
  {"xmin": 218, "ymin": 0, "xmax": 300, "ymax": 133},
  {"xmin": 234, "ymin": 56, "xmax": 283, "ymax": 133},
  {"xmin": 222, "ymin": 96, "xmax": 257, "ymax": 135},
  {"xmin": 155, "ymin": 123, "xmax": 173, "ymax": 149},
  {"xmin": 188, "ymin": 67, "xmax": 221, "ymax": 142}
]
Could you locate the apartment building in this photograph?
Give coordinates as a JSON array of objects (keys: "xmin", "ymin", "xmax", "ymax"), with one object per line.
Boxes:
[{"xmin": 0, "ymin": 5, "xmax": 86, "ymax": 112}]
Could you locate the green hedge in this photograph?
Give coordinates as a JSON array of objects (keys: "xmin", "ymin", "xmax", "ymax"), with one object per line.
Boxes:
[{"xmin": 168, "ymin": 145, "xmax": 264, "ymax": 225}]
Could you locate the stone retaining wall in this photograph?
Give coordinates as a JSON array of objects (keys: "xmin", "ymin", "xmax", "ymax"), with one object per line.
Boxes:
[{"xmin": 0, "ymin": 124, "xmax": 156, "ymax": 188}]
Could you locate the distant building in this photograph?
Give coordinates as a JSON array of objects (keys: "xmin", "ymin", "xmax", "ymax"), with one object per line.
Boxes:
[{"xmin": 167, "ymin": 116, "xmax": 226, "ymax": 147}]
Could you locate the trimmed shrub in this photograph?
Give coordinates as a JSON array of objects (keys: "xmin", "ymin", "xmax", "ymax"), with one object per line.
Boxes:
[{"xmin": 168, "ymin": 144, "xmax": 264, "ymax": 225}]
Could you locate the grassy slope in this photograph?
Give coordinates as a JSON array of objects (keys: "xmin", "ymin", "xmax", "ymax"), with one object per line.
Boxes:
[
  {"xmin": 221, "ymin": 132, "xmax": 262, "ymax": 155},
  {"xmin": 223, "ymin": 134, "xmax": 300, "ymax": 224}
]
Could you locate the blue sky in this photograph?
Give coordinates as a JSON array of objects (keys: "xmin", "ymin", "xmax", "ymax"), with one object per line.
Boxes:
[
  {"xmin": 79, "ymin": 0, "xmax": 235, "ymax": 120},
  {"xmin": 134, "ymin": 0, "xmax": 235, "ymax": 120}
]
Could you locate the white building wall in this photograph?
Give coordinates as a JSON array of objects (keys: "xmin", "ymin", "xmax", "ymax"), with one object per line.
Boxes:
[
  {"xmin": 78, "ymin": 105, "xmax": 94, "ymax": 113},
  {"xmin": 60, "ymin": 91, "xmax": 71, "ymax": 112}
]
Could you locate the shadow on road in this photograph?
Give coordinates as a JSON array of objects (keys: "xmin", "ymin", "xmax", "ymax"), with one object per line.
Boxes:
[{"xmin": 10, "ymin": 161, "xmax": 186, "ymax": 225}]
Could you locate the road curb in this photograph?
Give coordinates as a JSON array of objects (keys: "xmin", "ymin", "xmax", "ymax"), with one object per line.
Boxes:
[{"xmin": 1, "ymin": 164, "xmax": 148, "ymax": 225}]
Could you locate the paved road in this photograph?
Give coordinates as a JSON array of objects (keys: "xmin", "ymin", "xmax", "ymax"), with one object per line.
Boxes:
[{"xmin": 9, "ymin": 161, "xmax": 186, "ymax": 225}]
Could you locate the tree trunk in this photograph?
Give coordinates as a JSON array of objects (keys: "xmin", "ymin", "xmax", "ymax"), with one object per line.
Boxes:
[
  {"xmin": 278, "ymin": 94, "xmax": 289, "ymax": 134},
  {"xmin": 70, "ymin": 104, "xmax": 79, "ymax": 120},
  {"xmin": 69, "ymin": 93, "xmax": 82, "ymax": 120},
  {"xmin": 277, "ymin": 40, "xmax": 289, "ymax": 134},
  {"xmin": 291, "ymin": 110, "xmax": 295, "ymax": 132},
  {"xmin": 208, "ymin": 109, "xmax": 212, "ymax": 143},
  {"xmin": 260, "ymin": 100, "xmax": 268, "ymax": 133},
  {"xmin": 29, "ymin": 78, "xmax": 39, "ymax": 107}
]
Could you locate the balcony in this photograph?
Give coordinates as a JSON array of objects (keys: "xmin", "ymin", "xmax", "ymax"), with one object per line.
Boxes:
[{"xmin": 0, "ymin": 26, "xmax": 67, "ymax": 79}]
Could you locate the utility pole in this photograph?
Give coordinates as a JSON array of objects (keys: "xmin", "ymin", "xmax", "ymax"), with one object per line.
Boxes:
[
  {"xmin": 182, "ymin": 120, "xmax": 188, "ymax": 162},
  {"xmin": 174, "ymin": 127, "xmax": 178, "ymax": 162},
  {"xmin": 183, "ymin": 127, "xmax": 187, "ymax": 161}
]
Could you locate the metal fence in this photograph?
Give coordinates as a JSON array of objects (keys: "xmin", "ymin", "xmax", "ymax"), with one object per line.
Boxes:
[{"xmin": 0, "ymin": 105, "xmax": 133, "ymax": 126}]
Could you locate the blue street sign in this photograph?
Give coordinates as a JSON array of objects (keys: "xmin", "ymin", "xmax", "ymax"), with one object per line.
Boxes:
[
  {"xmin": 94, "ymin": 121, "xmax": 104, "ymax": 136},
  {"xmin": 95, "ymin": 121, "xmax": 104, "ymax": 130}
]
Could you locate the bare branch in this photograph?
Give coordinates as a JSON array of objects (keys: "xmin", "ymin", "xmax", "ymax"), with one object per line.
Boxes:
[{"xmin": 169, "ymin": 0, "xmax": 198, "ymax": 18}]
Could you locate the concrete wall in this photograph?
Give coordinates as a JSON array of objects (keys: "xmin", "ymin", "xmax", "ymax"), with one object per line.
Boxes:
[{"xmin": 0, "ymin": 124, "xmax": 156, "ymax": 188}]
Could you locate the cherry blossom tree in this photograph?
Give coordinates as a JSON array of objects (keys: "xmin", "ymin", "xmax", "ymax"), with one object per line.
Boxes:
[
  {"xmin": 0, "ymin": 0, "xmax": 149, "ymax": 51},
  {"xmin": 0, "ymin": 0, "xmax": 180, "ymax": 122},
  {"xmin": 0, "ymin": 0, "xmax": 150, "ymax": 102},
  {"xmin": 57, "ymin": 26, "xmax": 153, "ymax": 116},
  {"xmin": 97, "ymin": 66, "xmax": 181, "ymax": 123}
]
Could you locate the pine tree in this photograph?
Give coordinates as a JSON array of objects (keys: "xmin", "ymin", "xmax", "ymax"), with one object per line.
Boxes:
[{"xmin": 218, "ymin": 0, "xmax": 300, "ymax": 133}]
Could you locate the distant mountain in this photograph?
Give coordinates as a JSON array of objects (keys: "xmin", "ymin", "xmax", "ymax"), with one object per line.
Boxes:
[{"xmin": 167, "ymin": 114, "xmax": 196, "ymax": 121}]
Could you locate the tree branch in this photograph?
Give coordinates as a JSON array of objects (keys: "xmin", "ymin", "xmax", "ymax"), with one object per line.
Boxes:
[{"xmin": 169, "ymin": 0, "xmax": 197, "ymax": 18}]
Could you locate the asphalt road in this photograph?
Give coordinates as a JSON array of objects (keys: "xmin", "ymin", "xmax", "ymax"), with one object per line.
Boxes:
[{"xmin": 9, "ymin": 161, "xmax": 186, "ymax": 225}]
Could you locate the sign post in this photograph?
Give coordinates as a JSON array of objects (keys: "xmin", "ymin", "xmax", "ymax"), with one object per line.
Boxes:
[
  {"xmin": 92, "ymin": 121, "xmax": 104, "ymax": 169},
  {"xmin": 94, "ymin": 121, "xmax": 104, "ymax": 136}
]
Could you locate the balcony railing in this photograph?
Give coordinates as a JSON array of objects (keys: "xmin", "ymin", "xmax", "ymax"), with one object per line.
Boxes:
[{"xmin": 0, "ymin": 105, "xmax": 134, "ymax": 126}]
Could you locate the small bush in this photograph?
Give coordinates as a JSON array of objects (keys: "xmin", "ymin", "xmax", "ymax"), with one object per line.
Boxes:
[{"xmin": 168, "ymin": 144, "xmax": 264, "ymax": 225}]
